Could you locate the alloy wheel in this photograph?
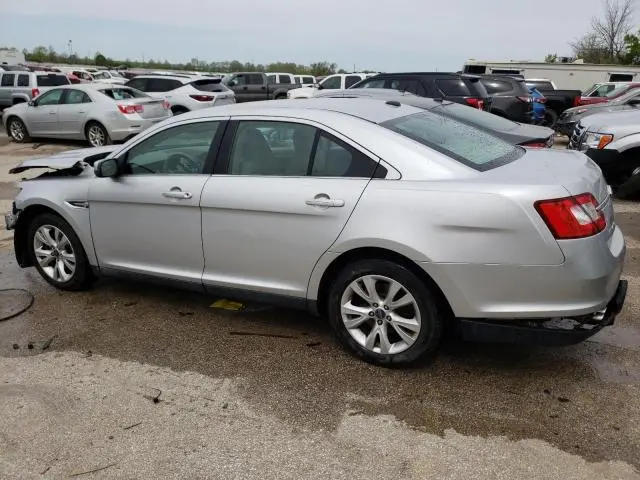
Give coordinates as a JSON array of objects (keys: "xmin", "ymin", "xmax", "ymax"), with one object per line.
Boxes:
[
  {"xmin": 33, "ymin": 225, "xmax": 76, "ymax": 283},
  {"xmin": 88, "ymin": 125, "xmax": 106, "ymax": 146},
  {"xmin": 340, "ymin": 275, "xmax": 421, "ymax": 355},
  {"xmin": 9, "ymin": 120, "xmax": 25, "ymax": 141}
]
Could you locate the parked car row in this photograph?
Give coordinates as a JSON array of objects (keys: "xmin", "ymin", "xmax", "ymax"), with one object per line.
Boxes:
[{"xmin": 4, "ymin": 95, "xmax": 627, "ymax": 367}]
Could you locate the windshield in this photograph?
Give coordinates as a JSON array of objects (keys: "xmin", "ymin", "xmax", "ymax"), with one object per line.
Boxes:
[
  {"xmin": 110, "ymin": 71, "xmax": 125, "ymax": 78},
  {"xmin": 605, "ymin": 84, "xmax": 632, "ymax": 98},
  {"xmin": 611, "ymin": 87, "xmax": 640, "ymax": 103},
  {"xmin": 99, "ymin": 87, "xmax": 148, "ymax": 100},
  {"xmin": 433, "ymin": 102, "xmax": 519, "ymax": 132},
  {"xmin": 381, "ymin": 112, "xmax": 524, "ymax": 171}
]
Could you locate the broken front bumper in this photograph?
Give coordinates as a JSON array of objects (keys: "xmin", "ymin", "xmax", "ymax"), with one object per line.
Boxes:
[
  {"xmin": 457, "ymin": 280, "xmax": 628, "ymax": 346},
  {"xmin": 4, "ymin": 202, "xmax": 19, "ymax": 230}
]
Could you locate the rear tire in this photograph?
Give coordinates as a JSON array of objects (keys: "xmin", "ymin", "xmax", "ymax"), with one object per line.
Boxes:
[
  {"xmin": 327, "ymin": 259, "xmax": 444, "ymax": 367},
  {"xmin": 27, "ymin": 213, "xmax": 95, "ymax": 291},
  {"xmin": 543, "ymin": 110, "xmax": 558, "ymax": 128},
  {"xmin": 85, "ymin": 121, "xmax": 110, "ymax": 147},
  {"xmin": 275, "ymin": 94, "xmax": 287, "ymax": 100},
  {"xmin": 7, "ymin": 117, "xmax": 30, "ymax": 143}
]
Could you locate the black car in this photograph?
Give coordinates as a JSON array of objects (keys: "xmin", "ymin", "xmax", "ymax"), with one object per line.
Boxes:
[
  {"xmin": 349, "ymin": 72, "xmax": 492, "ymax": 111},
  {"xmin": 314, "ymin": 89, "xmax": 555, "ymax": 147},
  {"xmin": 480, "ymin": 75, "xmax": 533, "ymax": 124}
]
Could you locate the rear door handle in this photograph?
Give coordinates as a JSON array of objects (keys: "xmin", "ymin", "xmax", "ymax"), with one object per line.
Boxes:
[
  {"xmin": 162, "ymin": 190, "xmax": 192, "ymax": 200},
  {"xmin": 305, "ymin": 198, "xmax": 345, "ymax": 208}
]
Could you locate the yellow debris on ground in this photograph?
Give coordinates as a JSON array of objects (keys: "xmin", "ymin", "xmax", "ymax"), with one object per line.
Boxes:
[{"xmin": 209, "ymin": 299, "xmax": 245, "ymax": 311}]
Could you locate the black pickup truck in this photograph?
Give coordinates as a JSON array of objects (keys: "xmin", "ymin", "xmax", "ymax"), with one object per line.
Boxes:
[
  {"xmin": 221, "ymin": 72, "xmax": 297, "ymax": 102},
  {"xmin": 525, "ymin": 80, "xmax": 581, "ymax": 128}
]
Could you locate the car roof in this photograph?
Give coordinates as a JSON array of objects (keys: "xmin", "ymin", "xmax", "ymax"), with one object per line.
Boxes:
[
  {"xmin": 316, "ymin": 88, "xmax": 440, "ymax": 106},
  {"xmin": 172, "ymin": 97, "xmax": 424, "ymax": 124},
  {"xmin": 130, "ymin": 75, "xmax": 189, "ymax": 83}
]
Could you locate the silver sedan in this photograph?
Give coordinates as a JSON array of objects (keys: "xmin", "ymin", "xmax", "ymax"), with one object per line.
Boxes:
[
  {"xmin": 4, "ymin": 98, "xmax": 627, "ymax": 366},
  {"xmin": 1, "ymin": 83, "xmax": 172, "ymax": 147}
]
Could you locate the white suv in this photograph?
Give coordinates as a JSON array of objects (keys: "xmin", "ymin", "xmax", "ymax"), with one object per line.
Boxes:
[
  {"xmin": 288, "ymin": 73, "xmax": 378, "ymax": 99},
  {"xmin": 125, "ymin": 74, "xmax": 235, "ymax": 115}
]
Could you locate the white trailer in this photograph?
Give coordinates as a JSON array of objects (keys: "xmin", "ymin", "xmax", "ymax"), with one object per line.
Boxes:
[
  {"xmin": 0, "ymin": 48, "xmax": 26, "ymax": 66},
  {"xmin": 462, "ymin": 60, "xmax": 640, "ymax": 91}
]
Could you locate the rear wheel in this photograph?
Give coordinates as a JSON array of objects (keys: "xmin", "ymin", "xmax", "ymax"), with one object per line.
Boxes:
[
  {"xmin": 543, "ymin": 110, "xmax": 558, "ymax": 128},
  {"xmin": 327, "ymin": 259, "xmax": 444, "ymax": 366},
  {"xmin": 85, "ymin": 122, "xmax": 110, "ymax": 147},
  {"xmin": 614, "ymin": 166, "xmax": 640, "ymax": 199},
  {"xmin": 7, "ymin": 117, "xmax": 29, "ymax": 143},
  {"xmin": 275, "ymin": 94, "xmax": 287, "ymax": 100},
  {"xmin": 27, "ymin": 213, "xmax": 94, "ymax": 291}
]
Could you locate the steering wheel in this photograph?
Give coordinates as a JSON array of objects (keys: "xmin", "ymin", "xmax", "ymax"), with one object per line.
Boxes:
[{"xmin": 163, "ymin": 153, "xmax": 201, "ymax": 174}]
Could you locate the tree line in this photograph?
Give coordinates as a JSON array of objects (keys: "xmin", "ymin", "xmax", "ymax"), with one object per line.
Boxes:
[
  {"xmin": 546, "ymin": 0, "xmax": 639, "ymax": 64},
  {"xmin": 17, "ymin": 46, "xmax": 370, "ymax": 76}
]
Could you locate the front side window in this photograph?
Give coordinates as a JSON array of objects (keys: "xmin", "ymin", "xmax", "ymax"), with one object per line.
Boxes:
[
  {"xmin": 381, "ymin": 112, "xmax": 523, "ymax": 171},
  {"xmin": 388, "ymin": 78, "xmax": 426, "ymax": 96},
  {"xmin": 345, "ymin": 75, "xmax": 361, "ymax": 88},
  {"xmin": 594, "ymin": 84, "xmax": 616, "ymax": 97},
  {"xmin": 358, "ymin": 78, "xmax": 386, "ymax": 89},
  {"xmin": 1, "ymin": 74, "xmax": 15, "ymax": 86},
  {"xmin": 320, "ymin": 76, "xmax": 341, "ymax": 89},
  {"xmin": 124, "ymin": 122, "xmax": 220, "ymax": 175},
  {"xmin": 36, "ymin": 89, "xmax": 64, "ymax": 106},
  {"xmin": 302, "ymin": 76, "xmax": 314, "ymax": 84},
  {"xmin": 267, "ymin": 74, "xmax": 276, "ymax": 85},
  {"xmin": 279, "ymin": 75, "xmax": 292, "ymax": 85}
]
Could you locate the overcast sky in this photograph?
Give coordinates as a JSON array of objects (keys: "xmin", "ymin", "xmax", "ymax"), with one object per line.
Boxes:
[{"xmin": 0, "ymin": 0, "xmax": 627, "ymax": 70}]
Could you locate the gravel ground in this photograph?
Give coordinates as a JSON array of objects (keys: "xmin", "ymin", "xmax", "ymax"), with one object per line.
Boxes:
[{"xmin": 0, "ymin": 133, "xmax": 639, "ymax": 479}]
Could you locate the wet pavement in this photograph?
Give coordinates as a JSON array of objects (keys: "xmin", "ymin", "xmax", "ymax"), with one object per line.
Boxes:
[{"xmin": 0, "ymin": 134, "xmax": 639, "ymax": 478}]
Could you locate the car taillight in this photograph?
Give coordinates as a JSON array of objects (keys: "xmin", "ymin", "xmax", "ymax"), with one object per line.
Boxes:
[
  {"xmin": 162, "ymin": 101, "xmax": 170, "ymax": 110},
  {"xmin": 465, "ymin": 98, "xmax": 484, "ymax": 110},
  {"xmin": 31, "ymin": 88, "xmax": 40, "ymax": 98},
  {"xmin": 574, "ymin": 97, "xmax": 581, "ymax": 107},
  {"xmin": 118, "ymin": 104, "xmax": 144, "ymax": 114},
  {"xmin": 517, "ymin": 96, "xmax": 532, "ymax": 103},
  {"xmin": 535, "ymin": 193, "xmax": 606, "ymax": 239},
  {"xmin": 522, "ymin": 142, "xmax": 546, "ymax": 148},
  {"xmin": 190, "ymin": 95, "xmax": 215, "ymax": 102}
]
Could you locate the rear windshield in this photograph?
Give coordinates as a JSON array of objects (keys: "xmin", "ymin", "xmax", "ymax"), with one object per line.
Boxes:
[
  {"xmin": 99, "ymin": 87, "xmax": 148, "ymax": 100},
  {"xmin": 381, "ymin": 112, "xmax": 523, "ymax": 171},
  {"xmin": 190, "ymin": 79, "xmax": 229, "ymax": 92},
  {"xmin": 36, "ymin": 74, "xmax": 69, "ymax": 87},
  {"xmin": 433, "ymin": 102, "xmax": 519, "ymax": 132}
]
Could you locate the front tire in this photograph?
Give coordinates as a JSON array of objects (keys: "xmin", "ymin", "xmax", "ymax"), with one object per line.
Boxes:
[
  {"xmin": 7, "ymin": 117, "xmax": 30, "ymax": 143},
  {"xmin": 327, "ymin": 259, "xmax": 444, "ymax": 367},
  {"xmin": 27, "ymin": 213, "xmax": 94, "ymax": 291},
  {"xmin": 543, "ymin": 110, "xmax": 558, "ymax": 128}
]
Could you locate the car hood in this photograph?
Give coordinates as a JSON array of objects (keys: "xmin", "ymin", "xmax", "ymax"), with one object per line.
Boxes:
[
  {"xmin": 9, "ymin": 145, "xmax": 118, "ymax": 174},
  {"xmin": 577, "ymin": 110, "xmax": 640, "ymax": 136}
]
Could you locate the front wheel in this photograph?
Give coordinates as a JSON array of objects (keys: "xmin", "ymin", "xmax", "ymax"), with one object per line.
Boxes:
[
  {"xmin": 7, "ymin": 117, "xmax": 30, "ymax": 143},
  {"xmin": 327, "ymin": 259, "xmax": 444, "ymax": 366},
  {"xmin": 27, "ymin": 213, "xmax": 94, "ymax": 291},
  {"xmin": 542, "ymin": 110, "xmax": 558, "ymax": 128}
]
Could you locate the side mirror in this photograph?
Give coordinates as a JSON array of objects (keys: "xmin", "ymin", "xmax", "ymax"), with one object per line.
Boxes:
[
  {"xmin": 316, "ymin": 84, "xmax": 324, "ymax": 90},
  {"xmin": 95, "ymin": 158, "xmax": 119, "ymax": 178},
  {"xmin": 28, "ymin": 100, "xmax": 36, "ymax": 107}
]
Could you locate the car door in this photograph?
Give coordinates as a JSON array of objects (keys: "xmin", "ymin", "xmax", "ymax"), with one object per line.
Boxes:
[
  {"xmin": 0, "ymin": 73, "xmax": 15, "ymax": 107},
  {"xmin": 226, "ymin": 74, "xmax": 251, "ymax": 102},
  {"xmin": 199, "ymin": 118, "xmax": 385, "ymax": 299},
  {"xmin": 88, "ymin": 119, "xmax": 226, "ymax": 284},
  {"xmin": 24, "ymin": 88, "xmax": 64, "ymax": 136},
  {"xmin": 56, "ymin": 89, "xmax": 92, "ymax": 137}
]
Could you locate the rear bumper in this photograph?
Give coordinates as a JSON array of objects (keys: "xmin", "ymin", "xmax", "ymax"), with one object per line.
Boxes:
[
  {"xmin": 108, "ymin": 117, "xmax": 169, "ymax": 141},
  {"xmin": 457, "ymin": 279, "xmax": 627, "ymax": 345}
]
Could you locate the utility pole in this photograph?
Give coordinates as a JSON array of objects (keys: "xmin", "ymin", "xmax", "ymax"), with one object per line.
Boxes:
[{"xmin": 67, "ymin": 40, "xmax": 73, "ymax": 56}]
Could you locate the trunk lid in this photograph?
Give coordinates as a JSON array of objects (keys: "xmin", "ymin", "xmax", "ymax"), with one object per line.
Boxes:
[{"xmin": 128, "ymin": 97, "xmax": 166, "ymax": 119}]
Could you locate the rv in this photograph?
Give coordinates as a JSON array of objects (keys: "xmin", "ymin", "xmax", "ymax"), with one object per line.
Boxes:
[
  {"xmin": 0, "ymin": 48, "xmax": 26, "ymax": 67},
  {"xmin": 462, "ymin": 59, "xmax": 640, "ymax": 91}
]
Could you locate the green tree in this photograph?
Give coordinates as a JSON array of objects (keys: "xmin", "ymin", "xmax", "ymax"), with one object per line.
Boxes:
[
  {"xmin": 544, "ymin": 53, "xmax": 558, "ymax": 63},
  {"xmin": 309, "ymin": 61, "xmax": 337, "ymax": 76},
  {"xmin": 622, "ymin": 30, "xmax": 640, "ymax": 64},
  {"xmin": 95, "ymin": 52, "xmax": 107, "ymax": 66}
]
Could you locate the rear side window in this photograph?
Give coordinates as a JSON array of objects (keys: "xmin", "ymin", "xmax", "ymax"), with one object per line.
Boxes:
[
  {"xmin": 311, "ymin": 133, "xmax": 383, "ymax": 178},
  {"xmin": 247, "ymin": 74, "xmax": 264, "ymax": 85},
  {"xmin": 357, "ymin": 78, "xmax": 386, "ymax": 89},
  {"xmin": 17, "ymin": 74, "xmax": 29, "ymax": 87},
  {"xmin": 267, "ymin": 74, "xmax": 276, "ymax": 85},
  {"xmin": 302, "ymin": 76, "xmax": 314, "ymax": 84},
  {"xmin": 37, "ymin": 74, "xmax": 69, "ymax": 86},
  {"xmin": 388, "ymin": 78, "xmax": 426, "ymax": 96},
  {"xmin": 436, "ymin": 79, "xmax": 471, "ymax": 96},
  {"xmin": 146, "ymin": 78, "xmax": 182, "ymax": 92},
  {"xmin": 345, "ymin": 75, "xmax": 362, "ymax": 88},
  {"xmin": 605, "ymin": 84, "xmax": 633, "ymax": 98},
  {"xmin": 279, "ymin": 75, "xmax": 292, "ymax": 84},
  {"xmin": 381, "ymin": 111, "xmax": 523, "ymax": 171},
  {"xmin": 1, "ymin": 74, "xmax": 15, "ymax": 87},
  {"xmin": 125, "ymin": 78, "xmax": 147, "ymax": 91}
]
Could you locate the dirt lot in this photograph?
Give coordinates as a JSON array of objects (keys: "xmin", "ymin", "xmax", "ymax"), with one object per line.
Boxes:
[{"xmin": 0, "ymin": 133, "xmax": 639, "ymax": 479}]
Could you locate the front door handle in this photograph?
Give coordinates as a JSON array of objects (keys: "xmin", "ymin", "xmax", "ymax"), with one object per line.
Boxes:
[
  {"xmin": 48, "ymin": 111, "xmax": 56, "ymax": 115},
  {"xmin": 305, "ymin": 194, "xmax": 345, "ymax": 208},
  {"xmin": 162, "ymin": 187, "xmax": 192, "ymax": 200}
]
